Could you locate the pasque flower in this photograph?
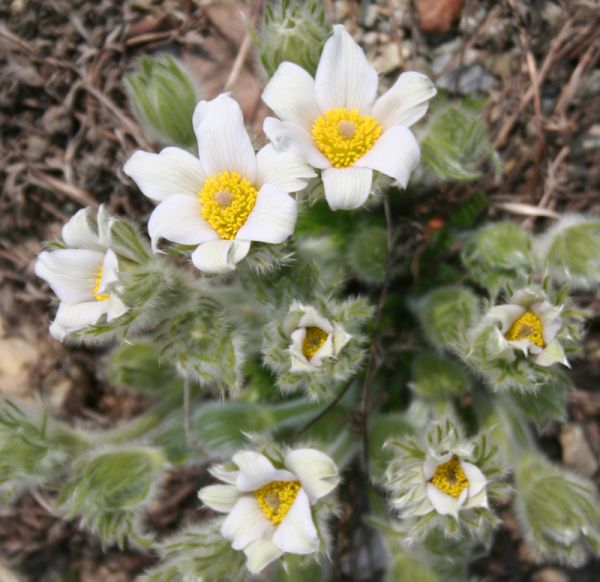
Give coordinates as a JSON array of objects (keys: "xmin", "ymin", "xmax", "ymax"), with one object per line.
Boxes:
[
  {"xmin": 35, "ymin": 207, "xmax": 126, "ymax": 341},
  {"xmin": 124, "ymin": 93, "xmax": 315, "ymax": 274},
  {"xmin": 486, "ymin": 289, "xmax": 569, "ymax": 367},
  {"xmin": 198, "ymin": 448, "xmax": 339, "ymax": 574},
  {"xmin": 262, "ymin": 25, "xmax": 436, "ymax": 210},
  {"xmin": 285, "ymin": 302, "xmax": 351, "ymax": 372}
]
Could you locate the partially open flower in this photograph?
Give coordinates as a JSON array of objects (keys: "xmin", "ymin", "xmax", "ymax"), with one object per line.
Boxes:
[
  {"xmin": 124, "ymin": 93, "xmax": 315, "ymax": 274},
  {"xmin": 285, "ymin": 303, "xmax": 351, "ymax": 372},
  {"xmin": 262, "ymin": 25, "xmax": 436, "ymax": 210},
  {"xmin": 198, "ymin": 448, "xmax": 339, "ymax": 574},
  {"xmin": 423, "ymin": 453, "xmax": 487, "ymax": 518},
  {"xmin": 486, "ymin": 289, "xmax": 569, "ymax": 367},
  {"xmin": 35, "ymin": 207, "xmax": 126, "ymax": 341}
]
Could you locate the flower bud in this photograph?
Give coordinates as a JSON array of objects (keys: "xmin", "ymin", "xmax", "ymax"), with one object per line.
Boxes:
[
  {"xmin": 253, "ymin": 0, "xmax": 330, "ymax": 78},
  {"xmin": 125, "ymin": 54, "xmax": 200, "ymax": 149}
]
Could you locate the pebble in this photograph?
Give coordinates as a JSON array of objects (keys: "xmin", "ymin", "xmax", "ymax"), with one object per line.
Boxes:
[
  {"xmin": 416, "ymin": 0, "xmax": 464, "ymax": 34},
  {"xmin": 372, "ymin": 43, "xmax": 401, "ymax": 75},
  {"xmin": 0, "ymin": 337, "xmax": 38, "ymax": 397},
  {"xmin": 531, "ymin": 568, "xmax": 569, "ymax": 582},
  {"xmin": 560, "ymin": 423, "xmax": 598, "ymax": 478}
]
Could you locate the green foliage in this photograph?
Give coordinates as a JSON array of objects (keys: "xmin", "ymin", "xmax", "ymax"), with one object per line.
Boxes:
[
  {"xmin": 147, "ymin": 521, "xmax": 248, "ymax": 582},
  {"xmin": 0, "ymin": 400, "xmax": 86, "ymax": 503},
  {"xmin": 420, "ymin": 100, "xmax": 501, "ymax": 182},
  {"xmin": 253, "ymin": 0, "xmax": 330, "ymax": 78},
  {"xmin": 409, "ymin": 352, "xmax": 470, "ymax": 400},
  {"xmin": 108, "ymin": 217, "xmax": 152, "ymax": 265},
  {"xmin": 461, "ymin": 222, "xmax": 533, "ymax": 296},
  {"xmin": 414, "ymin": 286, "xmax": 479, "ymax": 351},
  {"xmin": 537, "ymin": 215, "xmax": 600, "ymax": 290},
  {"xmin": 107, "ymin": 341, "xmax": 176, "ymax": 392},
  {"xmin": 346, "ymin": 225, "xmax": 388, "ymax": 285},
  {"xmin": 58, "ymin": 446, "xmax": 165, "ymax": 548},
  {"xmin": 515, "ymin": 452, "xmax": 600, "ymax": 566},
  {"xmin": 125, "ymin": 54, "xmax": 200, "ymax": 149}
]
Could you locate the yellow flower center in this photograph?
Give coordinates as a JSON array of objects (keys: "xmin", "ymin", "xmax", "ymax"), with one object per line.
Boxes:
[
  {"xmin": 199, "ymin": 171, "xmax": 258, "ymax": 240},
  {"xmin": 311, "ymin": 108, "xmax": 382, "ymax": 168},
  {"xmin": 430, "ymin": 456, "xmax": 469, "ymax": 498},
  {"xmin": 94, "ymin": 265, "xmax": 109, "ymax": 301},
  {"xmin": 254, "ymin": 480, "xmax": 301, "ymax": 525},
  {"xmin": 302, "ymin": 326, "xmax": 329, "ymax": 360},
  {"xmin": 504, "ymin": 310, "xmax": 545, "ymax": 348}
]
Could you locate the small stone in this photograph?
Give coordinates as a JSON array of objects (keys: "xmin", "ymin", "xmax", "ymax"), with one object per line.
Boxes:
[
  {"xmin": 416, "ymin": 0, "xmax": 464, "ymax": 34},
  {"xmin": 363, "ymin": 31, "xmax": 379, "ymax": 46},
  {"xmin": 0, "ymin": 337, "xmax": 38, "ymax": 397},
  {"xmin": 531, "ymin": 568, "xmax": 569, "ymax": 582},
  {"xmin": 560, "ymin": 423, "xmax": 598, "ymax": 478},
  {"xmin": 362, "ymin": 4, "xmax": 379, "ymax": 28},
  {"xmin": 372, "ymin": 43, "xmax": 401, "ymax": 75},
  {"xmin": 436, "ymin": 62, "xmax": 496, "ymax": 95}
]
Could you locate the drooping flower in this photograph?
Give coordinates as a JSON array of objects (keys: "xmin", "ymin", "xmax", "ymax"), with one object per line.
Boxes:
[
  {"xmin": 262, "ymin": 25, "xmax": 436, "ymax": 210},
  {"xmin": 123, "ymin": 93, "xmax": 315, "ymax": 274},
  {"xmin": 35, "ymin": 207, "xmax": 126, "ymax": 341},
  {"xmin": 198, "ymin": 448, "xmax": 339, "ymax": 574},
  {"xmin": 486, "ymin": 289, "xmax": 569, "ymax": 367},
  {"xmin": 285, "ymin": 302, "xmax": 352, "ymax": 372}
]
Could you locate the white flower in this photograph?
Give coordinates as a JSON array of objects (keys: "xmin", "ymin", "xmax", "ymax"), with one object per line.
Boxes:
[
  {"xmin": 486, "ymin": 289, "xmax": 568, "ymax": 367},
  {"xmin": 35, "ymin": 207, "xmax": 126, "ymax": 341},
  {"xmin": 123, "ymin": 93, "xmax": 315, "ymax": 274},
  {"xmin": 198, "ymin": 448, "xmax": 339, "ymax": 574},
  {"xmin": 422, "ymin": 453, "xmax": 487, "ymax": 518},
  {"xmin": 262, "ymin": 25, "xmax": 436, "ymax": 211},
  {"xmin": 283, "ymin": 302, "xmax": 351, "ymax": 372}
]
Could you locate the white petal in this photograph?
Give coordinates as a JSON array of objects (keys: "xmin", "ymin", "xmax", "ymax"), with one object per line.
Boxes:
[
  {"xmin": 290, "ymin": 327, "xmax": 307, "ymax": 352},
  {"xmin": 332, "ymin": 324, "xmax": 352, "ymax": 355},
  {"xmin": 221, "ymin": 496, "xmax": 275, "ymax": 550},
  {"xmin": 460, "ymin": 461, "xmax": 487, "ymax": 498},
  {"xmin": 322, "ymin": 167, "xmax": 372, "ymax": 211},
  {"xmin": 535, "ymin": 339, "xmax": 570, "ymax": 368},
  {"xmin": 36, "ymin": 249, "xmax": 103, "ymax": 304},
  {"xmin": 290, "ymin": 351, "xmax": 320, "ymax": 373},
  {"xmin": 355, "ymin": 125, "xmax": 420, "ymax": 188},
  {"xmin": 487, "ymin": 304, "xmax": 525, "ymax": 333},
  {"xmin": 49, "ymin": 300, "xmax": 108, "ymax": 341},
  {"xmin": 235, "ymin": 184, "xmax": 297, "ymax": 244},
  {"xmin": 464, "ymin": 488, "xmax": 489, "ymax": 510},
  {"xmin": 243, "ymin": 538, "xmax": 283, "ymax": 575},
  {"xmin": 530, "ymin": 301, "xmax": 562, "ymax": 344},
  {"xmin": 97, "ymin": 250, "xmax": 119, "ymax": 295},
  {"xmin": 209, "ymin": 464, "xmax": 239, "ymax": 485},
  {"xmin": 193, "ymin": 94, "xmax": 256, "ymax": 181},
  {"xmin": 123, "ymin": 147, "xmax": 206, "ymax": 202},
  {"xmin": 198, "ymin": 484, "xmax": 240, "ymax": 513},
  {"xmin": 263, "ymin": 117, "xmax": 330, "ymax": 169},
  {"xmin": 62, "ymin": 207, "xmax": 103, "ymax": 251},
  {"xmin": 107, "ymin": 295, "xmax": 127, "ymax": 321},
  {"xmin": 191, "ymin": 240, "xmax": 251, "ymax": 274},
  {"xmin": 256, "ymin": 144, "xmax": 316, "ymax": 192},
  {"xmin": 310, "ymin": 334, "xmax": 333, "ymax": 366},
  {"xmin": 234, "ymin": 451, "xmax": 296, "ymax": 492},
  {"xmin": 425, "ymin": 483, "xmax": 461, "ymax": 517},
  {"xmin": 284, "ymin": 449, "xmax": 339, "ymax": 503},
  {"xmin": 148, "ymin": 194, "xmax": 217, "ymax": 251},
  {"xmin": 297, "ymin": 307, "xmax": 334, "ymax": 333},
  {"xmin": 272, "ymin": 489, "xmax": 319, "ymax": 554},
  {"xmin": 422, "ymin": 458, "xmax": 439, "ymax": 481},
  {"xmin": 262, "ymin": 62, "xmax": 321, "ymax": 132},
  {"xmin": 372, "ymin": 72, "xmax": 437, "ymax": 129},
  {"xmin": 315, "ymin": 25, "xmax": 378, "ymax": 113}
]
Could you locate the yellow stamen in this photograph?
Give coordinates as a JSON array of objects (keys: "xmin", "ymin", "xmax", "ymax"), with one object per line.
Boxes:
[
  {"xmin": 94, "ymin": 265, "xmax": 109, "ymax": 301},
  {"xmin": 254, "ymin": 480, "xmax": 301, "ymax": 525},
  {"xmin": 312, "ymin": 108, "xmax": 382, "ymax": 168},
  {"xmin": 302, "ymin": 326, "xmax": 329, "ymax": 360},
  {"xmin": 504, "ymin": 310, "xmax": 545, "ymax": 348},
  {"xmin": 430, "ymin": 456, "xmax": 469, "ymax": 498},
  {"xmin": 199, "ymin": 171, "xmax": 258, "ymax": 240}
]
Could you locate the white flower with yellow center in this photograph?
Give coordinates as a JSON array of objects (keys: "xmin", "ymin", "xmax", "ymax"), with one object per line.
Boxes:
[
  {"xmin": 35, "ymin": 207, "xmax": 126, "ymax": 341},
  {"xmin": 487, "ymin": 289, "xmax": 568, "ymax": 367},
  {"xmin": 262, "ymin": 25, "xmax": 436, "ymax": 210},
  {"xmin": 123, "ymin": 93, "xmax": 315, "ymax": 274},
  {"xmin": 422, "ymin": 453, "xmax": 487, "ymax": 518},
  {"xmin": 284, "ymin": 303, "xmax": 352, "ymax": 372},
  {"xmin": 198, "ymin": 448, "xmax": 339, "ymax": 574}
]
